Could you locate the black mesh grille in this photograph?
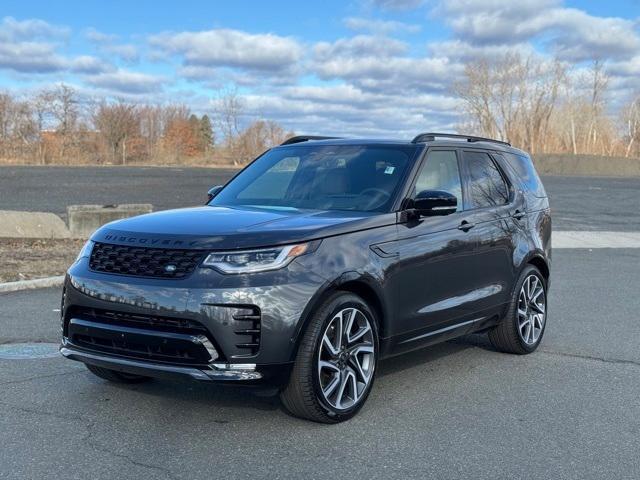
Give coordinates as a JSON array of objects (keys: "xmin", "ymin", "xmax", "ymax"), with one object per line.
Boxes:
[{"xmin": 89, "ymin": 242, "xmax": 206, "ymax": 279}]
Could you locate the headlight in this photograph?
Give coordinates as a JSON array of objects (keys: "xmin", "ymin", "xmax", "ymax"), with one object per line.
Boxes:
[
  {"xmin": 202, "ymin": 243, "xmax": 313, "ymax": 274},
  {"xmin": 75, "ymin": 240, "xmax": 94, "ymax": 262}
]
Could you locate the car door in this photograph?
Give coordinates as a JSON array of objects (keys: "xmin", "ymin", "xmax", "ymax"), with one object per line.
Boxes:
[
  {"xmin": 457, "ymin": 149, "xmax": 520, "ymax": 316},
  {"xmin": 385, "ymin": 148, "xmax": 484, "ymax": 349}
]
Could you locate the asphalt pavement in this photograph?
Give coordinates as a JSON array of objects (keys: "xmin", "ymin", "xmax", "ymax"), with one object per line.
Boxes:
[
  {"xmin": 1, "ymin": 248, "xmax": 639, "ymax": 480},
  {"xmin": 1, "ymin": 166, "xmax": 639, "ymax": 230}
]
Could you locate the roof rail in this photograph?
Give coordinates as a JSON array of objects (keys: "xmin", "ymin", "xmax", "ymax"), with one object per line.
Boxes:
[
  {"xmin": 280, "ymin": 135, "xmax": 342, "ymax": 146},
  {"xmin": 411, "ymin": 132, "xmax": 511, "ymax": 147}
]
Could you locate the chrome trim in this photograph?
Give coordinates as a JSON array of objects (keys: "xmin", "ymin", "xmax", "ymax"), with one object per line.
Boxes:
[
  {"xmin": 60, "ymin": 346, "xmax": 262, "ymax": 381},
  {"xmin": 398, "ymin": 316, "xmax": 486, "ymax": 344}
]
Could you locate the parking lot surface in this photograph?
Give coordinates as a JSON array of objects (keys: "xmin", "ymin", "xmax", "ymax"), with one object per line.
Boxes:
[
  {"xmin": 1, "ymin": 166, "xmax": 639, "ymax": 231},
  {"xmin": 1, "ymin": 248, "xmax": 638, "ymax": 480}
]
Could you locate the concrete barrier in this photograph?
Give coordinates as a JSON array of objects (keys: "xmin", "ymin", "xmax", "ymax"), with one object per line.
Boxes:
[
  {"xmin": 67, "ymin": 204, "xmax": 153, "ymax": 238},
  {"xmin": 0, "ymin": 210, "xmax": 71, "ymax": 238}
]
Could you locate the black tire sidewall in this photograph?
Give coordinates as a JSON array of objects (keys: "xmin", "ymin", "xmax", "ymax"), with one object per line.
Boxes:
[{"xmin": 310, "ymin": 294, "xmax": 379, "ymax": 421}]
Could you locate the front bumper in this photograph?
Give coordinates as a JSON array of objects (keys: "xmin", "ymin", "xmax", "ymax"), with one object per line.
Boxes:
[
  {"xmin": 60, "ymin": 345, "xmax": 291, "ymax": 383},
  {"xmin": 62, "ymin": 257, "xmax": 328, "ymax": 384}
]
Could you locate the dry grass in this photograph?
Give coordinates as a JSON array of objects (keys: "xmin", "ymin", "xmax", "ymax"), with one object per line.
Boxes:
[{"xmin": 0, "ymin": 238, "xmax": 85, "ymax": 283}]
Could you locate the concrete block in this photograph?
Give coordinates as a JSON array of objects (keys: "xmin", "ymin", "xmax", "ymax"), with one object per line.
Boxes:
[
  {"xmin": 0, "ymin": 210, "xmax": 71, "ymax": 238},
  {"xmin": 67, "ymin": 204, "xmax": 153, "ymax": 238}
]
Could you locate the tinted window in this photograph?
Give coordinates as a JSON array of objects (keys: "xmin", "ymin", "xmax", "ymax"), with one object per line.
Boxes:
[
  {"xmin": 463, "ymin": 151, "xmax": 510, "ymax": 209},
  {"xmin": 211, "ymin": 145, "xmax": 415, "ymax": 212},
  {"xmin": 414, "ymin": 150, "xmax": 462, "ymax": 211},
  {"xmin": 500, "ymin": 152, "xmax": 547, "ymax": 198}
]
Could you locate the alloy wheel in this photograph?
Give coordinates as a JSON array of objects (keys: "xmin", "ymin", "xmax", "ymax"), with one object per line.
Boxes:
[
  {"xmin": 317, "ymin": 307, "xmax": 376, "ymax": 410},
  {"xmin": 517, "ymin": 274, "xmax": 546, "ymax": 345}
]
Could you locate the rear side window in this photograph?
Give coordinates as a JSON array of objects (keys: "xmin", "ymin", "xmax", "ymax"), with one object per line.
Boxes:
[
  {"xmin": 500, "ymin": 152, "xmax": 547, "ymax": 198},
  {"xmin": 462, "ymin": 151, "xmax": 510, "ymax": 209}
]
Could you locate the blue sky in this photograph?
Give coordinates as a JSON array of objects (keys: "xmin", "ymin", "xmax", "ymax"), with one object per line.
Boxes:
[{"xmin": 0, "ymin": 0, "xmax": 639, "ymax": 136}]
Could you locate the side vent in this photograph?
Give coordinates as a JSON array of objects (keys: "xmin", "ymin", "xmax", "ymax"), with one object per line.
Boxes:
[{"xmin": 233, "ymin": 307, "xmax": 261, "ymax": 356}]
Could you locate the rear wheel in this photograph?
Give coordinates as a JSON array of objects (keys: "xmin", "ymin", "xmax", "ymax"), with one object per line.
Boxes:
[
  {"xmin": 85, "ymin": 364, "xmax": 152, "ymax": 384},
  {"xmin": 280, "ymin": 292, "xmax": 379, "ymax": 423},
  {"xmin": 489, "ymin": 265, "xmax": 548, "ymax": 354}
]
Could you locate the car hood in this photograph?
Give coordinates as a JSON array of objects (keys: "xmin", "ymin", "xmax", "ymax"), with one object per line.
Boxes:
[{"xmin": 91, "ymin": 205, "xmax": 395, "ymax": 250}]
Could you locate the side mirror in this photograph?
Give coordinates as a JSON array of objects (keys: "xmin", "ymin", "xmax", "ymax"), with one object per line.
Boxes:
[
  {"xmin": 412, "ymin": 190, "xmax": 457, "ymax": 217},
  {"xmin": 207, "ymin": 185, "xmax": 223, "ymax": 203}
]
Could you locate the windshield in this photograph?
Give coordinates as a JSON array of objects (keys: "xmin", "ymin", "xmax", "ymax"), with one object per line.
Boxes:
[{"xmin": 211, "ymin": 144, "xmax": 416, "ymax": 212}]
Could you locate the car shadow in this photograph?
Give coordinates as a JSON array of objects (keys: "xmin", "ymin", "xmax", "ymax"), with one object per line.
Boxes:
[
  {"xmin": 81, "ymin": 333, "xmax": 498, "ymax": 420},
  {"xmin": 377, "ymin": 333, "xmax": 495, "ymax": 378}
]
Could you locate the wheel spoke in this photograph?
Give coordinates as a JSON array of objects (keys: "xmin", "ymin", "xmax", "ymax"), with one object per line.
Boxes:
[
  {"xmin": 348, "ymin": 322, "xmax": 371, "ymax": 344},
  {"xmin": 335, "ymin": 370, "xmax": 351, "ymax": 409},
  {"xmin": 347, "ymin": 368, "xmax": 360, "ymax": 403},
  {"xmin": 322, "ymin": 373, "xmax": 340, "ymax": 398},
  {"xmin": 322, "ymin": 332, "xmax": 339, "ymax": 356},
  {"xmin": 349, "ymin": 348, "xmax": 373, "ymax": 383}
]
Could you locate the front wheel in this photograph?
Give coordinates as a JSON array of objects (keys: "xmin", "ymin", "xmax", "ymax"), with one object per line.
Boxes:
[
  {"xmin": 489, "ymin": 265, "xmax": 548, "ymax": 354},
  {"xmin": 280, "ymin": 292, "xmax": 379, "ymax": 423}
]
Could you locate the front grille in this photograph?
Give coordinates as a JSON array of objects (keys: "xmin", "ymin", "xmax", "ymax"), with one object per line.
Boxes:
[
  {"xmin": 67, "ymin": 306, "xmax": 210, "ymax": 336},
  {"xmin": 89, "ymin": 242, "xmax": 206, "ymax": 279},
  {"xmin": 65, "ymin": 307, "xmax": 221, "ymax": 365}
]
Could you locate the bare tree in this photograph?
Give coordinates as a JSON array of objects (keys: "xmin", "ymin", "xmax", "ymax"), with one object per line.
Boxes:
[
  {"xmin": 31, "ymin": 89, "xmax": 54, "ymax": 164},
  {"xmin": 214, "ymin": 89, "xmax": 245, "ymax": 165},
  {"xmin": 93, "ymin": 101, "xmax": 140, "ymax": 164},
  {"xmin": 49, "ymin": 84, "xmax": 79, "ymax": 158},
  {"xmin": 454, "ymin": 53, "xmax": 566, "ymax": 153},
  {"xmin": 622, "ymin": 95, "xmax": 640, "ymax": 158}
]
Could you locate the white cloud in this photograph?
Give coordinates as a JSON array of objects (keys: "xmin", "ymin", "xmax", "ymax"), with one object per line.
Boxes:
[
  {"xmin": 70, "ymin": 55, "xmax": 114, "ymax": 74},
  {"xmin": 86, "ymin": 69, "xmax": 164, "ymax": 94},
  {"xmin": 427, "ymin": 40, "xmax": 536, "ymax": 61},
  {"xmin": 149, "ymin": 28, "xmax": 302, "ymax": 71},
  {"xmin": 0, "ymin": 41, "xmax": 66, "ymax": 73},
  {"xmin": 102, "ymin": 44, "xmax": 139, "ymax": 63},
  {"xmin": 315, "ymin": 35, "xmax": 408, "ymax": 60},
  {"xmin": 438, "ymin": 0, "xmax": 640, "ymax": 61},
  {"xmin": 0, "ymin": 16, "xmax": 69, "ymax": 42},
  {"xmin": 344, "ymin": 17, "xmax": 421, "ymax": 34},
  {"xmin": 85, "ymin": 27, "xmax": 118, "ymax": 44},
  {"xmin": 370, "ymin": 0, "xmax": 425, "ymax": 11}
]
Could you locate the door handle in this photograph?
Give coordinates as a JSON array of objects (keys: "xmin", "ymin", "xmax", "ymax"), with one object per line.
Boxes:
[
  {"xmin": 458, "ymin": 220, "xmax": 475, "ymax": 232},
  {"xmin": 512, "ymin": 210, "xmax": 526, "ymax": 220}
]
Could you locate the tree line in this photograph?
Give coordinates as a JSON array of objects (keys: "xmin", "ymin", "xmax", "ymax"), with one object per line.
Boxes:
[
  {"xmin": 0, "ymin": 86, "xmax": 292, "ymax": 165},
  {"xmin": 455, "ymin": 54, "xmax": 640, "ymax": 158},
  {"xmin": 1, "ymin": 55, "xmax": 639, "ymax": 165}
]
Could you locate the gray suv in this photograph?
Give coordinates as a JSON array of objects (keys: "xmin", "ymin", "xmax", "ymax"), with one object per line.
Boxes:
[{"xmin": 61, "ymin": 133, "xmax": 551, "ymax": 423}]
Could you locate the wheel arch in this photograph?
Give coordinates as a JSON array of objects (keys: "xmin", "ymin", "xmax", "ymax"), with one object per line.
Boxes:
[{"xmin": 288, "ymin": 272, "xmax": 388, "ymax": 362}]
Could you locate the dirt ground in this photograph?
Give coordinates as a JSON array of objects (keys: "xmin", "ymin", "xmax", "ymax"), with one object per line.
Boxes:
[{"xmin": 0, "ymin": 238, "xmax": 85, "ymax": 283}]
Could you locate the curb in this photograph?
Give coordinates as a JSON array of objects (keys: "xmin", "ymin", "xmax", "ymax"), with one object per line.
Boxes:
[{"xmin": 0, "ymin": 276, "xmax": 64, "ymax": 294}]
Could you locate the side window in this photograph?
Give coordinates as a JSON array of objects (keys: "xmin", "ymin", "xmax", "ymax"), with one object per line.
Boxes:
[
  {"xmin": 462, "ymin": 151, "xmax": 510, "ymax": 209},
  {"xmin": 414, "ymin": 150, "xmax": 462, "ymax": 211},
  {"xmin": 237, "ymin": 156, "xmax": 299, "ymax": 199},
  {"xmin": 500, "ymin": 152, "xmax": 547, "ymax": 198}
]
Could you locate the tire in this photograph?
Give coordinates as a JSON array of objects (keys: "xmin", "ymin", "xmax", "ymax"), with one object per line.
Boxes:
[
  {"xmin": 489, "ymin": 265, "xmax": 548, "ymax": 354},
  {"xmin": 280, "ymin": 292, "xmax": 379, "ymax": 423},
  {"xmin": 85, "ymin": 364, "xmax": 152, "ymax": 384}
]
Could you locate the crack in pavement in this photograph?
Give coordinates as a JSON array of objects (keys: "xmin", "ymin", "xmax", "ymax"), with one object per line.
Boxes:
[
  {"xmin": 0, "ymin": 400, "xmax": 87, "ymax": 422},
  {"xmin": 540, "ymin": 349, "xmax": 640, "ymax": 367},
  {"xmin": 0, "ymin": 400, "xmax": 179, "ymax": 480},
  {"xmin": 0, "ymin": 368, "xmax": 85, "ymax": 387},
  {"xmin": 83, "ymin": 420, "xmax": 180, "ymax": 480}
]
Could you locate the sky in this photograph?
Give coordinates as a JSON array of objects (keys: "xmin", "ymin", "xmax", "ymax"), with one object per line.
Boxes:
[{"xmin": 0, "ymin": 0, "xmax": 639, "ymax": 137}]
